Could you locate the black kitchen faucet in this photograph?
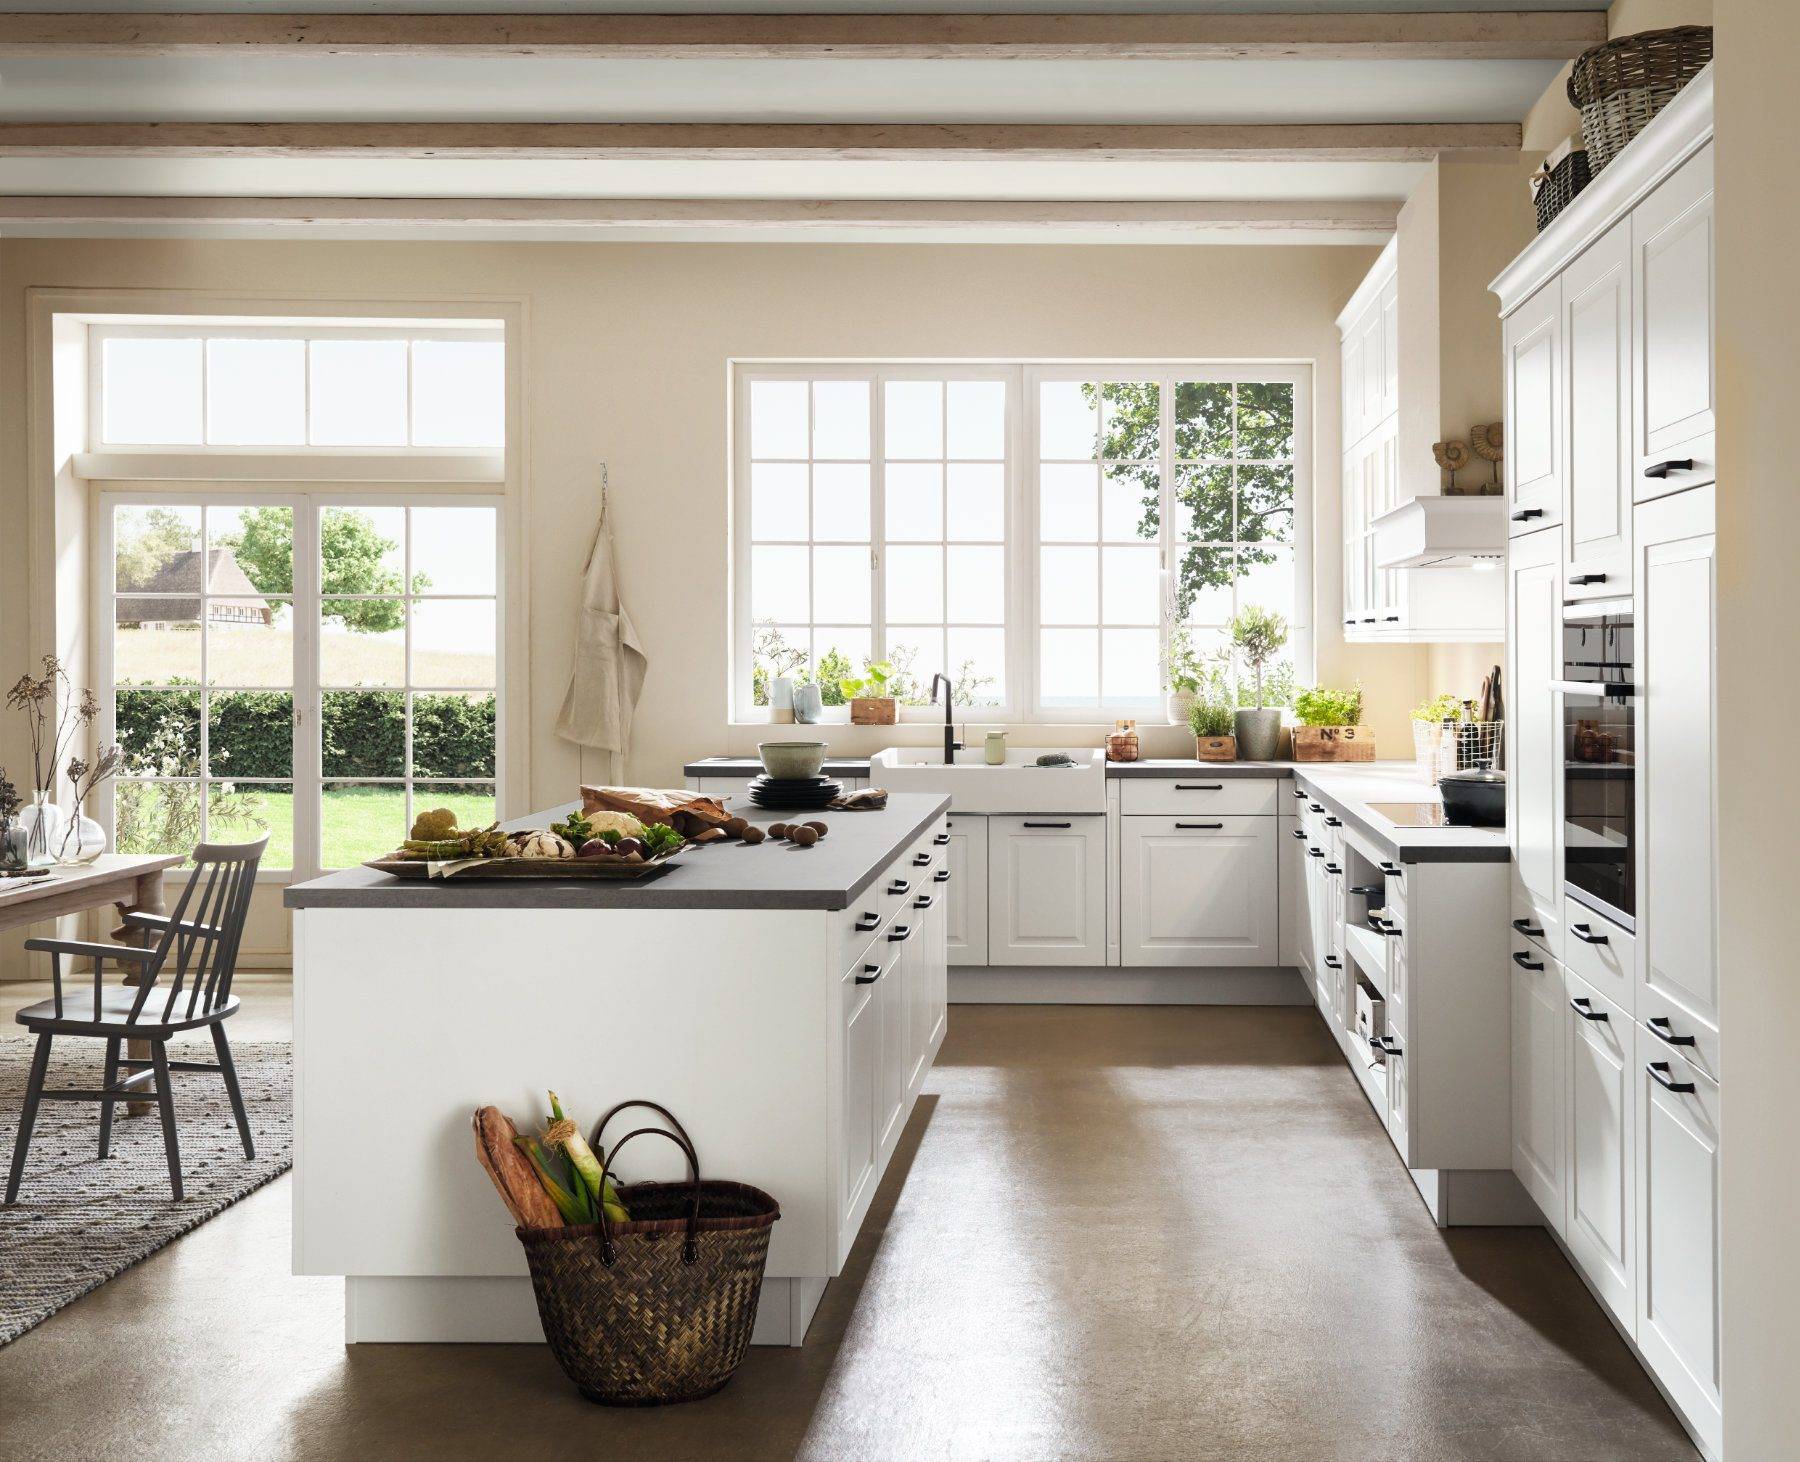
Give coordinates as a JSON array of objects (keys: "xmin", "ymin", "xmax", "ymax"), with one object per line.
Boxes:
[{"xmin": 930, "ymin": 673, "xmax": 963, "ymax": 765}]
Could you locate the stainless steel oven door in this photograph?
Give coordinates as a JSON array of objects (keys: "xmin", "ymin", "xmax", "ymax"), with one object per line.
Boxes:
[{"xmin": 1554, "ymin": 601, "xmax": 1635, "ymax": 931}]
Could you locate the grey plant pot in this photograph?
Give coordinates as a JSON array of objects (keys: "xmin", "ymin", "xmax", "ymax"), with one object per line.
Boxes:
[{"xmin": 1234, "ymin": 707, "xmax": 1283, "ymax": 762}]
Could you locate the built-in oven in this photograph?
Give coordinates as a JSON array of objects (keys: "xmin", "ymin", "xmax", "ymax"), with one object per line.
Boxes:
[{"xmin": 1555, "ymin": 600, "xmax": 1635, "ymax": 932}]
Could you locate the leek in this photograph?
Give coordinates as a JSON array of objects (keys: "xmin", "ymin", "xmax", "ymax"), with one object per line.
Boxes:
[
  {"xmin": 514, "ymin": 1136, "xmax": 594, "ymax": 1225},
  {"xmin": 545, "ymin": 1091, "xmax": 630, "ymax": 1224}
]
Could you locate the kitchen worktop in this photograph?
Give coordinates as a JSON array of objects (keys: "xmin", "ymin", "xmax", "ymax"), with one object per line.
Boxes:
[
  {"xmin": 1290, "ymin": 763, "xmax": 1509, "ymax": 864},
  {"xmin": 284, "ymin": 791, "xmax": 951, "ymax": 911}
]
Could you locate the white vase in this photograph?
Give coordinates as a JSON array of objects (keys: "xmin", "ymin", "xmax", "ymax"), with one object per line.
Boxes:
[
  {"xmin": 55, "ymin": 803, "xmax": 106, "ymax": 865},
  {"xmin": 769, "ymin": 676, "xmax": 796, "ymax": 725},
  {"xmin": 18, "ymin": 792, "xmax": 64, "ymax": 869},
  {"xmin": 1165, "ymin": 690, "xmax": 1196, "ymax": 728}
]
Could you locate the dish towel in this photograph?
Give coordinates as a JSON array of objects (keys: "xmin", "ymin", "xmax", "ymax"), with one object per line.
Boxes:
[{"xmin": 556, "ymin": 488, "xmax": 648, "ymax": 782}]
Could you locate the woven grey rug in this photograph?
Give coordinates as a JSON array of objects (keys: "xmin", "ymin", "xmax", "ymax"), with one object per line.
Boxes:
[{"xmin": 0, "ymin": 1036, "xmax": 291, "ymax": 1344}]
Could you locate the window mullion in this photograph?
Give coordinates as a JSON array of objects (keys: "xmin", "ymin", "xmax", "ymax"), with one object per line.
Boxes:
[{"xmin": 870, "ymin": 370, "xmax": 886, "ymax": 671}]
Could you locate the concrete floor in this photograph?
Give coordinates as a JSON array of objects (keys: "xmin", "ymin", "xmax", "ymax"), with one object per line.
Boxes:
[{"xmin": 0, "ymin": 983, "xmax": 1696, "ymax": 1462}]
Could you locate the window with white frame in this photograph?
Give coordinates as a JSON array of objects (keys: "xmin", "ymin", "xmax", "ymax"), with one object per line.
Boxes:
[
  {"xmin": 733, "ymin": 362, "xmax": 1309, "ymax": 720},
  {"xmin": 91, "ymin": 318, "xmax": 506, "ymax": 878}
]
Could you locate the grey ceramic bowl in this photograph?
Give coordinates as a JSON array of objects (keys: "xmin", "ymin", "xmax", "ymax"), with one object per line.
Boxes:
[{"xmin": 758, "ymin": 741, "xmax": 829, "ymax": 780}]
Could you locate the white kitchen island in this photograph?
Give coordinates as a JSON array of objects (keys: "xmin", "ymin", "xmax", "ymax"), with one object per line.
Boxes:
[{"xmin": 285, "ymin": 792, "xmax": 950, "ymax": 1347}]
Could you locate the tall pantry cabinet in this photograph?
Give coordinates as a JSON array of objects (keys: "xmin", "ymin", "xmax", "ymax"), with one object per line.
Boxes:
[{"xmin": 1492, "ymin": 66, "xmax": 1720, "ymax": 1462}]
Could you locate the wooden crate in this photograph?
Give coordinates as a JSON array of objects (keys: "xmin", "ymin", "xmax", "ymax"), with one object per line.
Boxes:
[
  {"xmin": 849, "ymin": 697, "xmax": 896, "ymax": 725},
  {"xmin": 1291, "ymin": 725, "xmax": 1376, "ymax": 762},
  {"xmin": 1194, "ymin": 735, "xmax": 1238, "ymax": 763}
]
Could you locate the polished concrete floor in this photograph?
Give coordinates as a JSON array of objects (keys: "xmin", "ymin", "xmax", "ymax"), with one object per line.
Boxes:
[{"xmin": 0, "ymin": 983, "xmax": 1697, "ymax": 1462}]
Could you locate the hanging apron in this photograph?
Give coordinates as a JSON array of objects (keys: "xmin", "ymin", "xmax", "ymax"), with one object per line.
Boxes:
[{"xmin": 555, "ymin": 493, "xmax": 648, "ymax": 783}]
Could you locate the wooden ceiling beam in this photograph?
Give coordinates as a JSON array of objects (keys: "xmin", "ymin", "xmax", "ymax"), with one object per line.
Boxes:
[
  {"xmin": 0, "ymin": 122, "xmax": 1519, "ymax": 164},
  {"xmin": 0, "ymin": 196, "xmax": 1402, "ymax": 235},
  {"xmin": 0, "ymin": 11, "xmax": 1608, "ymax": 62}
]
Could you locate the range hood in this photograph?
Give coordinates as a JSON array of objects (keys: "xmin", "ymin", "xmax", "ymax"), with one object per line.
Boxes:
[{"xmin": 1371, "ymin": 495, "xmax": 1507, "ymax": 570}]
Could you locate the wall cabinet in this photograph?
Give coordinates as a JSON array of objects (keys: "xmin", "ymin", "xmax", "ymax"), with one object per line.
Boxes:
[
  {"xmin": 1510, "ymin": 942, "xmax": 1567, "ymax": 1235},
  {"xmin": 1505, "ymin": 277, "xmax": 1563, "ymax": 536},
  {"xmin": 1506, "ymin": 525, "xmax": 1565, "ymax": 959},
  {"xmin": 1632, "ymin": 142, "xmax": 1715, "ymax": 499},
  {"xmin": 1566, "ymin": 971, "xmax": 1635, "ymax": 1328},
  {"xmin": 1118, "ymin": 816, "xmax": 1277, "ymax": 967},
  {"xmin": 986, "ymin": 815, "xmax": 1107, "ymax": 966},
  {"xmin": 1562, "ymin": 217, "xmax": 1633, "ymax": 599},
  {"xmin": 942, "ymin": 814, "xmax": 989, "ymax": 966}
]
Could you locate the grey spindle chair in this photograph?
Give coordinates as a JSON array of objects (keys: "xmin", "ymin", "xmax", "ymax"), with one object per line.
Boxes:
[{"xmin": 5, "ymin": 835, "xmax": 267, "ymax": 1205}]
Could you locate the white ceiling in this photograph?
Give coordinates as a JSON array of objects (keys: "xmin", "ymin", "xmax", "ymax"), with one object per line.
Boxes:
[{"xmin": 0, "ymin": 1, "xmax": 1611, "ymax": 12}]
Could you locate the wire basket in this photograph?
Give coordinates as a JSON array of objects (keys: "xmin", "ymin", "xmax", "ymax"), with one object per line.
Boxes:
[{"xmin": 1413, "ymin": 720, "xmax": 1503, "ymax": 782}]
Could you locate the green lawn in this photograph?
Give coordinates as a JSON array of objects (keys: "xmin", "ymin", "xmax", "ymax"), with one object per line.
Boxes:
[{"xmin": 119, "ymin": 783, "xmax": 496, "ymax": 870}]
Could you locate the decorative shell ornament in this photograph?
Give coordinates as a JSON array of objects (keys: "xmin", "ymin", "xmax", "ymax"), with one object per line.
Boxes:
[
  {"xmin": 1470, "ymin": 422, "xmax": 1504, "ymax": 487},
  {"xmin": 1432, "ymin": 438, "xmax": 1472, "ymax": 492},
  {"xmin": 516, "ymin": 830, "xmax": 575, "ymax": 859}
]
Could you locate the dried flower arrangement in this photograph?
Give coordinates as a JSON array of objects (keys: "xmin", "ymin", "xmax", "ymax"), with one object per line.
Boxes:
[{"xmin": 6, "ymin": 655, "xmax": 122, "ymax": 863}]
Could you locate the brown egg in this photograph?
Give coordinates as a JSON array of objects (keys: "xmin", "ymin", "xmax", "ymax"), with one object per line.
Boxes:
[
  {"xmin": 723, "ymin": 816, "xmax": 749, "ymax": 837},
  {"xmin": 803, "ymin": 820, "xmax": 829, "ymax": 838},
  {"xmin": 768, "ymin": 823, "xmax": 790, "ymax": 839},
  {"xmin": 790, "ymin": 825, "xmax": 820, "ymax": 847},
  {"xmin": 741, "ymin": 825, "xmax": 766, "ymax": 844}
]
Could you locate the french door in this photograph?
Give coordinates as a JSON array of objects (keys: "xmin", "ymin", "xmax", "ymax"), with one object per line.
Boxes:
[{"xmin": 96, "ymin": 490, "xmax": 503, "ymax": 894}]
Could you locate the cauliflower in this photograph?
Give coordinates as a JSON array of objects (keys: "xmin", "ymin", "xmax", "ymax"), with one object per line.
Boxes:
[
  {"xmin": 410, "ymin": 807, "xmax": 459, "ymax": 841},
  {"xmin": 580, "ymin": 810, "xmax": 645, "ymax": 840}
]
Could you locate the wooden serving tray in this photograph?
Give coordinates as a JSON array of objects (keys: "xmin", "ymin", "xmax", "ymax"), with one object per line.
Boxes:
[{"xmin": 363, "ymin": 851, "xmax": 681, "ymax": 881}]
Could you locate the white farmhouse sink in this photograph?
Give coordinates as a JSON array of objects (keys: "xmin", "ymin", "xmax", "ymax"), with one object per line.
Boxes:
[{"xmin": 870, "ymin": 747, "xmax": 1106, "ymax": 814}]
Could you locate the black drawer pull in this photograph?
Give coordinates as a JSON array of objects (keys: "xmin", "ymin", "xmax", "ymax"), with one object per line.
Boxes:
[
  {"xmin": 1323, "ymin": 955, "xmax": 1343, "ymax": 969},
  {"xmin": 1643, "ymin": 458, "xmax": 1694, "ymax": 480},
  {"xmin": 1324, "ymin": 862, "xmax": 1343, "ymax": 875},
  {"xmin": 933, "ymin": 868, "xmax": 950, "ymax": 883},
  {"xmin": 1570, "ymin": 922, "xmax": 1609, "ymax": 946},
  {"xmin": 1512, "ymin": 950, "xmax": 1544, "ymax": 970},
  {"xmin": 1568, "ymin": 572, "xmax": 1607, "ymax": 586},
  {"xmin": 913, "ymin": 894, "xmax": 935, "ymax": 910},
  {"xmin": 1175, "ymin": 783, "xmax": 1224, "ymax": 791},
  {"xmin": 888, "ymin": 924, "xmax": 913, "ymax": 943},
  {"xmin": 1308, "ymin": 803, "xmax": 1324, "ymax": 813},
  {"xmin": 1647, "ymin": 1016, "xmax": 1696, "ymax": 1047},
  {"xmin": 888, "ymin": 878, "xmax": 910, "ymax": 896},
  {"xmin": 1648, "ymin": 1061, "xmax": 1695, "ymax": 1093},
  {"xmin": 1383, "ymin": 615, "xmax": 1400, "ymax": 623},
  {"xmin": 1510, "ymin": 507, "xmax": 1544, "ymax": 522},
  {"xmin": 1324, "ymin": 816, "xmax": 1342, "ymax": 827},
  {"xmin": 1292, "ymin": 828, "xmax": 1306, "ymax": 840},
  {"xmin": 1510, "ymin": 916, "xmax": 1544, "ymax": 937},
  {"xmin": 1368, "ymin": 914, "xmax": 1403, "ymax": 937},
  {"xmin": 1371, "ymin": 1034, "xmax": 1403, "ymax": 1057},
  {"xmin": 1307, "ymin": 847, "xmax": 1325, "ymax": 859},
  {"xmin": 1380, "ymin": 862, "xmax": 1402, "ymax": 878},
  {"xmin": 1350, "ymin": 884, "xmax": 1382, "ymax": 898},
  {"xmin": 1023, "ymin": 821, "xmax": 1072, "ymax": 829},
  {"xmin": 1292, "ymin": 787, "xmax": 1306, "ymax": 800},
  {"xmin": 855, "ymin": 962, "xmax": 883, "ymax": 984},
  {"xmin": 1362, "ymin": 617, "xmax": 1377, "ymax": 624},
  {"xmin": 933, "ymin": 833, "xmax": 950, "ymax": 846},
  {"xmin": 1176, "ymin": 821, "xmax": 1224, "ymax": 830},
  {"xmin": 912, "ymin": 852, "xmax": 932, "ymax": 867},
  {"xmin": 855, "ymin": 912, "xmax": 880, "ymax": 932},
  {"xmin": 1569, "ymin": 997, "xmax": 1608, "ymax": 1022}
]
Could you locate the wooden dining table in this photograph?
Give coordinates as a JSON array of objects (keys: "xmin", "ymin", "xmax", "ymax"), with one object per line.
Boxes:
[{"xmin": 1, "ymin": 853, "xmax": 187, "ymax": 1114}]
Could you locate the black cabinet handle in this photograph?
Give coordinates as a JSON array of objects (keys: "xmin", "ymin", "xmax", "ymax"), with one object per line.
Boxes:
[
  {"xmin": 1510, "ymin": 507, "xmax": 1544, "ymax": 522},
  {"xmin": 1648, "ymin": 1061, "xmax": 1695, "ymax": 1093},
  {"xmin": 1292, "ymin": 828, "xmax": 1306, "ymax": 840},
  {"xmin": 1292, "ymin": 787, "xmax": 1306, "ymax": 799},
  {"xmin": 1510, "ymin": 917, "xmax": 1544, "ymax": 937},
  {"xmin": 1023, "ymin": 820, "xmax": 1072, "ymax": 829},
  {"xmin": 888, "ymin": 924, "xmax": 913, "ymax": 943},
  {"xmin": 1325, "ymin": 816, "xmax": 1342, "ymax": 827},
  {"xmin": 1176, "ymin": 821, "xmax": 1225, "ymax": 830},
  {"xmin": 1350, "ymin": 884, "xmax": 1382, "ymax": 898},
  {"xmin": 1323, "ymin": 955, "xmax": 1343, "ymax": 969},
  {"xmin": 855, "ymin": 912, "xmax": 880, "ymax": 932},
  {"xmin": 1307, "ymin": 847, "xmax": 1325, "ymax": 859},
  {"xmin": 1568, "ymin": 573, "xmax": 1607, "ymax": 586},
  {"xmin": 933, "ymin": 833, "xmax": 950, "ymax": 846},
  {"xmin": 1372, "ymin": 1034, "xmax": 1403, "ymax": 1056},
  {"xmin": 1570, "ymin": 996, "xmax": 1609, "ymax": 1022},
  {"xmin": 913, "ymin": 894, "xmax": 935, "ymax": 910},
  {"xmin": 1175, "ymin": 783, "xmax": 1225, "ymax": 791},
  {"xmin": 1368, "ymin": 913, "xmax": 1402, "ymax": 937},
  {"xmin": 1362, "ymin": 616, "xmax": 1377, "ymax": 624},
  {"xmin": 1380, "ymin": 862, "xmax": 1402, "ymax": 878},
  {"xmin": 1643, "ymin": 458, "xmax": 1694, "ymax": 480},
  {"xmin": 912, "ymin": 852, "xmax": 932, "ymax": 867},
  {"xmin": 1570, "ymin": 922, "xmax": 1609, "ymax": 946},
  {"xmin": 1384, "ymin": 615, "xmax": 1401, "ymax": 623},
  {"xmin": 933, "ymin": 868, "xmax": 950, "ymax": 883},
  {"xmin": 1308, "ymin": 803, "xmax": 1324, "ymax": 813},
  {"xmin": 1512, "ymin": 950, "xmax": 1544, "ymax": 970},
  {"xmin": 855, "ymin": 962, "xmax": 883, "ymax": 985},
  {"xmin": 1324, "ymin": 862, "xmax": 1343, "ymax": 875},
  {"xmin": 888, "ymin": 878, "xmax": 910, "ymax": 896},
  {"xmin": 1647, "ymin": 1016, "xmax": 1696, "ymax": 1047}
]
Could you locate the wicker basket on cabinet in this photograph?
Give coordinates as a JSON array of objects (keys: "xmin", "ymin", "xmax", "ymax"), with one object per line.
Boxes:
[{"xmin": 1568, "ymin": 26, "xmax": 1712, "ymax": 174}]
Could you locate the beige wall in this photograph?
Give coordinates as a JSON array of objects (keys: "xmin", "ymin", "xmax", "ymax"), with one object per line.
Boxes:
[
  {"xmin": 1523, "ymin": 0, "xmax": 1715, "ymax": 154},
  {"xmin": 0, "ymin": 237, "xmax": 1440, "ymax": 835},
  {"xmin": 1716, "ymin": 1, "xmax": 1799, "ymax": 1452}
]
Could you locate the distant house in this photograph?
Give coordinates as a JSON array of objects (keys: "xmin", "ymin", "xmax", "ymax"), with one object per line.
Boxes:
[{"xmin": 116, "ymin": 548, "xmax": 274, "ymax": 629}]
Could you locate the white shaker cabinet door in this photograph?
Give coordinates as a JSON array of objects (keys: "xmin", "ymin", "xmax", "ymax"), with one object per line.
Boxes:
[
  {"xmin": 1278, "ymin": 815, "xmax": 1311, "ymax": 978},
  {"xmin": 1564, "ymin": 972, "xmax": 1634, "ymax": 1328},
  {"xmin": 1562, "ymin": 216, "xmax": 1633, "ymax": 600},
  {"xmin": 1634, "ymin": 1028, "xmax": 1722, "ymax": 1459},
  {"xmin": 1634, "ymin": 486, "xmax": 1720, "ymax": 1070},
  {"xmin": 986, "ymin": 815, "xmax": 1107, "ymax": 966},
  {"xmin": 1633, "ymin": 141, "xmax": 1716, "ymax": 499},
  {"xmin": 876, "ymin": 922, "xmax": 914, "ymax": 1163},
  {"xmin": 940, "ymin": 813, "xmax": 989, "ymax": 966},
  {"xmin": 1506, "ymin": 524, "xmax": 1565, "ymax": 960},
  {"xmin": 838, "ymin": 969, "xmax": 880, "ymax": 1254},
  {"xmin": 1504, "ymin": 276, "xmax": 1562, "ymax": 535},
  {"xmin": 1510, "ymin": 941, "xmax": 1567, "ymax": 1235},
  {"xmin": 1119, "ymin": 816, "xmax": 1277, "ymax": 967}
]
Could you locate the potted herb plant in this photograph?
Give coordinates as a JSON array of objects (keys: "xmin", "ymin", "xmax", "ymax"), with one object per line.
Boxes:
[
  {"xmin": 1292, "ymin": 683, "xmax": 1375, "ymax": 762},
  {"xmin": 1188, "ymin": 695, "xmax": 1238, "ymax": 763},
  {"xmin": 1161, "ymin": 623, "xmax": 1205, "ymax": 728},
  {"xmin": 1228, "ymin": 605, "xmax": 1289, "ymax": 762},
  {"xmin": 839, "ymin": 659, "xmax": 898, "ymax": 726}
]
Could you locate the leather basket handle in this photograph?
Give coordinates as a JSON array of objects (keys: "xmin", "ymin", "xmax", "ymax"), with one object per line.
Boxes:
[{"xmin": 591, "ymin": 1100, "xmax": 703, "ymax": 1267}]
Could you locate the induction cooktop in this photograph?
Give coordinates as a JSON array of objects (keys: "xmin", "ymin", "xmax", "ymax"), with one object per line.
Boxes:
[{"xmin": 1366, "ymin": 801, "xmax": 1453, "ymax": 828}]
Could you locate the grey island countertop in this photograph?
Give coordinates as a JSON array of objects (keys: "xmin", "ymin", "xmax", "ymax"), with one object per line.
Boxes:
[{"xmin": 284, "ymin": 791, "xmax": 950, "ymax": 912}]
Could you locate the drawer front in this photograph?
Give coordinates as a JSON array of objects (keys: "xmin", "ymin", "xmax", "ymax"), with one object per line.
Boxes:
[
  {"xmin": 1119, "ymin": 776, "xmax": 1279, "ymax": 818},
  {"xmin": 1510, "ymin": 877, "xmax": 1560, "ymax": 963},
  {"xmin": 1561, "ymin": 899, "xmax": 1634, "ymax": 1014},
  {"xmin": 1638, "ymin": 997, "xmax": 1718, "ymax": 1087},
  {"xmin": 836, "ymin": 881, "xmax": 893, "ymax": 970},
  {"xmin": 1564, "ymin": 967, "xmax": 1635, "ymax": 1328}
]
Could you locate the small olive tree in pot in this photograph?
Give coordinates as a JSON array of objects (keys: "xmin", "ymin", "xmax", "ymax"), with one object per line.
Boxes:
[{"xmin": 1228, "ymin": 605, "xmax": 1289, "ymax": 761}]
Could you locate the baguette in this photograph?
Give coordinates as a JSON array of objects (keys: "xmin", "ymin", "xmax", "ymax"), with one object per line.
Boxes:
[{"xmin": 473, "ymin": 1106, "xmax": 563, "ymax": 1229}]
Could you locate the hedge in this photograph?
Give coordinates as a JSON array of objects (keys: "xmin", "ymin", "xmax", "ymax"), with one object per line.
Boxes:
[{"xmin": 116, "ymin": 686, "xmax": 495, "ymax": 781}]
